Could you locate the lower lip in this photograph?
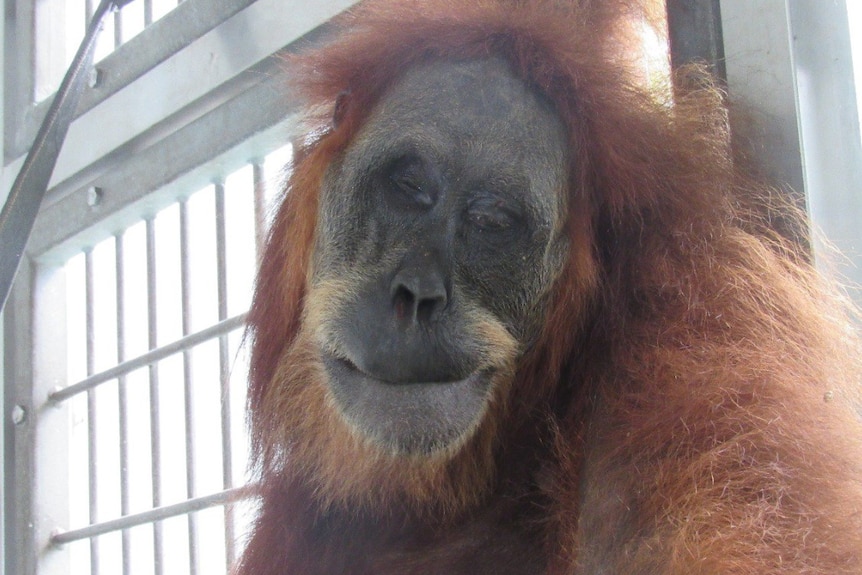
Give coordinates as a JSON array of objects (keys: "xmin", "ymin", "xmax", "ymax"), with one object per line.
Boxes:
[{"xmin": 321, "ymin": 354, "xmax": 493, "ymax": 454}]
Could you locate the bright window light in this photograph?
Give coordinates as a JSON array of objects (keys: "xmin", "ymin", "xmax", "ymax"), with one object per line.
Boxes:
[{"xmin": 60, "ymin": 145, "xmax": 291, "ymax": 574}]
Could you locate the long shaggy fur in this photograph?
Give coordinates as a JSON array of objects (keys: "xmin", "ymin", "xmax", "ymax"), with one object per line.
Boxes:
[{"xmin": 240, "ymin": 0, "xmax": 862, "ymax": 573}]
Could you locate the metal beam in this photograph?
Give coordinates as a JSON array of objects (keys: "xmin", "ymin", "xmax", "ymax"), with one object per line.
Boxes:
[
  {"xmin": 1, "ymin": 0, "xmax": 359, "ymax": 219},
  {"xmin": 667, "ymin": 0, "xmax": 726, "ymax": 83}
]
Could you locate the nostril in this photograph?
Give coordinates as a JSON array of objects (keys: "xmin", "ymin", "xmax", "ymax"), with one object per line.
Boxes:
[
  {"xmin": 393, "ymin": 285, "xmax": 415, "ymax": 321},
  {"xmin": 390, "ymin": 251, "xmax": 450, "ymax": 325},
  {"xmin": 416, "ymin": 296, "xmax": 442, "ymax": 323},
  {"xmin": 391, "ymin": 282, "xmax": 446, "ymax": 324}
]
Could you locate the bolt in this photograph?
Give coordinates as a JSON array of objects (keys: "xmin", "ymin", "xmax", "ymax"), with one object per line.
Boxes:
[
  {"xmin": 87, "ymin": 187, "xmax": 103, "ymax": 208},
  {"xmin": 88, "ymin": 67, "xmax": 102, "ymax": 89},
  {"xmin": 11, "ymin": 405, "xmax": 26, "ymax": 425}
]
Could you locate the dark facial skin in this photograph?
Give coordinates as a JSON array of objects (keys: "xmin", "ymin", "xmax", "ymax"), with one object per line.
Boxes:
[{"xmin": 309, "ymin": 57, "xmax": 570, "ymax": 456}]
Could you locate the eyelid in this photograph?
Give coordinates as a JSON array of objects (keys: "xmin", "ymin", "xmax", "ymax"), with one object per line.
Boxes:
[
  {"xmin": 466, "ymin": 195, "xmax": 523, "ymax": 230},
  {"xmin": 386, "ymin": 156, "xmax": 435, "ymax": 207},
  {"xmin": 391, "ymin": 172, "xmax": 433, "ymax": 206}
]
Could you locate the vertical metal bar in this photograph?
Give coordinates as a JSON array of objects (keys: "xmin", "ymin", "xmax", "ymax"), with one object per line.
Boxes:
[
  {"xmin": 114, "ymin": 8, "xmax": 124, "ymax": 49},
  {"xmin": 85, "ymin": 0, "xmax": 95, "ymax": 26},
  {"xmin": 146, "ymin": 217, "xmax": 164, "ymax": 575},
  {"xmin": 252, "ymin": 163, "xmax": 266, "ymax": 260},
  {"xmin": 11, "ymin": 259, "xmax": 74, "ymax": 574},
  {"xmin": 786, "ymin": 0, "xmax": 862, "ymax": 286},
  {"xmin": 179, "ymin": 200, "xmax": 200, "ymax": 575},
  {"xmin": 115, "ymin": 233, "xmax": 131, "ymax": 575},
  {"xmin": 666, "ymin": 0, "xmax": 727, "ymax": 83},
  {"xmin": 214, "ymin": 182, "xmax": 235, "ymax": 566},
  {"xmin": 85, "ymin": 249, "xmax": 100, "ymax": 575},
  {"xmin": 144, "ymin": 0, "xmax": 154, "ymax": 26}
]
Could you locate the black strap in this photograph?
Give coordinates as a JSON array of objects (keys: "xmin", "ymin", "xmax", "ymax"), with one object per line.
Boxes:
[{"xmin": 0, "ymin": 0, "xmax": 135, "ymax": 311}]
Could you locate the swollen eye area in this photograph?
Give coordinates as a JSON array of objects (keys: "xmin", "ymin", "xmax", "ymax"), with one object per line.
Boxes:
[
  {"xmin": 390, "ymin": 175, "xmax": 433, "ymax": 207},
  {"xmin": 467, "ymin": 197, "xmax": 520, "ymax": 231},
  {"xmin": 387, "ymin": 157, "xmax": 434, "ymax": 207}
]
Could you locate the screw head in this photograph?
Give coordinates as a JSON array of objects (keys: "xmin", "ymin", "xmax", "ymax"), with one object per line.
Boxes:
[
  {"xmin": 87, "ymin": 187, "xmax": 103, "ymax": 208},
  {"xmin": 11, "ymin": 405, "xmax": 26, "ymax": 425},
  {"xmin": 88, "ymin": 67, "xmax": 102, "ymax": 89}
]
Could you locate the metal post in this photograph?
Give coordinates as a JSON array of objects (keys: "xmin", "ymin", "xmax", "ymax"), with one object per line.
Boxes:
[
  {"xmin": 179, "ymin": 199, "xmax": 200, "ymax": 575},
  {"xmin": 666, "ymin": 0, "xmax": 726, "ymax": 83},
  {"xmin": 85, "ymin": 249, "xmax": 100, "ymax": 575},
  {"xmin": 115, "ymin": 233, "xmax": 131, "ymax": 575},
  {"xmin": 214, "ymin": 182, "xmax": 235, "ymax": 567},
  {"xmin": 252, "ymin": 162, "xmax": 266, "ymax": 261},
  {"xmin": 145, "ymin": 217, "xmax": 164, "ymax": 575}
]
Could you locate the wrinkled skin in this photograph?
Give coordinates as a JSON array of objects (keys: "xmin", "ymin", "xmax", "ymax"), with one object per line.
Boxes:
[{"xmin": 309, "ymin": 57, "xmax": 570, "ymax": 455}]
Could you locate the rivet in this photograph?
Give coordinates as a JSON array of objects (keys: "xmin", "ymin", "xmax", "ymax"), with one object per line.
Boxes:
[
  {"xmin": 88, "ymin": 67, "xmax": 102, "ymax": 89},
  {"xmin": 87, "ymin": 187, "xmax": 103, "ymax": 208},
  {"xmin": 11, "ymin": 405, "xmax": 26, "ymax": 425}
]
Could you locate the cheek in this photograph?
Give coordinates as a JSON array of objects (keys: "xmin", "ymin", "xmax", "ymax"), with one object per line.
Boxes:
[
  {"xmin": 455, "ymin": 232, "xmax": 563, "ymax": 333},
  {"xmin": 314, "ymin": 179, "xmax": 374, "ymax": 275},
  {"xmin": 317, "ymin": 179, "xmax": 424, "ymax": 279}
]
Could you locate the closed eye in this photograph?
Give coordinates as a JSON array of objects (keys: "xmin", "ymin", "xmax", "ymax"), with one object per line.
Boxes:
[
  {"xmin": 387, "ymin": 156, "xmax": 434, "ymax": 207},
  {"xmin": 391, "ymin": 172, "xmax": 433, "ymax": 206},
  {"xmin": 467, "ymin": 196, "xmax": 522, "ymax": 231}
]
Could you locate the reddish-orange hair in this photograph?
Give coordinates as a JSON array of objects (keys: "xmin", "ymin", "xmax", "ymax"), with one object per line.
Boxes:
[
  {"xmin": 245, "ymin": 1, "xmax": 862, "ymax": 570},
  {"xmin": 250, "ymin": 0, "xmax": 730, "ymax": 448}
]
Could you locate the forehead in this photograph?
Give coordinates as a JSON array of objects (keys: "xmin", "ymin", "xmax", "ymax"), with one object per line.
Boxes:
[
  {"xmin": 346, "ymin": 57, "xmax": 569, "ymax": 202},
  {"xmin": 372, "ymin": 57, "xmax": 559, "ymax": 140}
]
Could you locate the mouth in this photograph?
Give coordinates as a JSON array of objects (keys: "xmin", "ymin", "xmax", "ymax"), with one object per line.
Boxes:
[{"xmin": 322, "ymin": 354, "xmax": 493, "ymax": 455}]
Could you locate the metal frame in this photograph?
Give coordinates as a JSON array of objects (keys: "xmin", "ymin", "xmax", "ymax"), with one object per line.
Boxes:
[
  {"xmin": 3, "ymin": 1, "xmax": 358, "ymax": 573},
  {"xmin": 4, "ymin": 0, "xmax": 257, "ymax": 163},
  {"xmin": 666, "ymin": 0, "xmax": 726, "ymax": 82},
  {"xmin": 3, "ymin": 0, "xmax": 861, "ymax": 574},
  {"xmin": 720, "ymin": 0, "xmax": 862, "ymax": 293},
  {"xmin": 1, "ymin": 1, "xmax": 6, "ymax": 570},
  {"xmin": 670, "ymin": 0, "xmax": 862, "ymax": 292}
]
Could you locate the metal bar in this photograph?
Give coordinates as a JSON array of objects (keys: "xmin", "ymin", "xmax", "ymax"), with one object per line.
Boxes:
[
  {"xmin": 146, "ymin": 217, "xmax": 164, "ymax": 575},
  {"xmin": 666, "ymin": 0, "xmax": 726, "ymax": 83},
  {"xmin": 4, "ymin": 259, "xmax": 37, "ymax": 575},
  {"xmin": 86, "ymin": 0, "xmax": 95, "ymax": 26},
  {"xmin": 0, "ymin": 0, "xmax": 115, "ymax": 311},
  {"xmin": 85, "ymin": 249, "xmax": 100, "ymax": 575},
  {"xmin": 48, "ymin": 313, "xmax": 247, "ymax": 402},
  {"xmin": 179, "ymin": 199, "xmax": 200, "ymax": 575},
  {"xmin": 786, "ymin": 0, "xmax": 862, "ymax": 287},
  {"xmin": 9, "ymin": 0, "xmax": 260, "ymax": 162},
  {"xmin": 114, "ymin": 8, "xmax": 124, "ymax": 49},
  {"xmin": 115, "ymin": 232, "xmax": 131, "ymax": 575},
  {"xmin": 30, "ymin": 72, "xmax": 304, "ymax": 265},
  {"xmin": 252, "ymin": 162, "xmax": 266, "ymax": 260},
  {"xmin": 51, "ymin": 487, "xmax": 253, "ymax": 546},
  {"xmin": 720, "ymin": 0, "xmax": 807, "ymax": 239},
  {"xmin": 6, "ymin": 0, "xmax": 358, "ymax": 209},
  {"xmin": 85, "ymin": 256, "xmax": 100, "ymax": 575},
  {"xmin": 214, "ymin": 182, "xmax": 235, "ymax": 566},
  {"xmin": 144, "ymin": 0, "xmax": 154, "ymax": 27}
]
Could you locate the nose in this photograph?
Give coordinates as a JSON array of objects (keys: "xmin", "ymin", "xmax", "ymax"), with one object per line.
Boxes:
[{"xmin": 390, "ymin": 251, "xmax": 449, "ymax": 325}]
